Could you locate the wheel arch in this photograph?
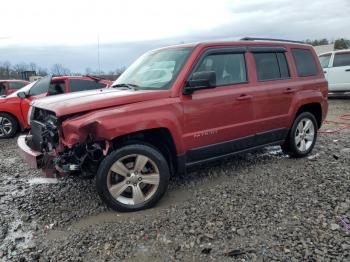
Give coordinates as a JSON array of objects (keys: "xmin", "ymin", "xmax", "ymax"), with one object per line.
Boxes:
[
  {"xmin": 111, "ymin": 128, "xmax": 178, "ymax": 175},
  {"xmin": 294, "ymin": 102, "xmax": 322, "ymax": 129},
  {"xmin": 0, "ymin": 111, "xmax": 22, "ymax": 130}
]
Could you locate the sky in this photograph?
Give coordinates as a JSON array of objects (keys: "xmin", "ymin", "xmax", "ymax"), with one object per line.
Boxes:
[{"xmin": 0, "ymin": 0, "xmax": 349, "ymax": 73}]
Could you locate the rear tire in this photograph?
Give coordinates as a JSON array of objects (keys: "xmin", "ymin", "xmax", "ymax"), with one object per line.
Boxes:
[
  {"xmin": 0, "ymin": 112, "xmax": 18, "ymax": 139},
  {"xmin": 96, "ymin": 144, "xmax": 170, "ymax": 212},
  {"xmin": 282, "ymin": 112, "xmax": 317, "ymax": 158}
]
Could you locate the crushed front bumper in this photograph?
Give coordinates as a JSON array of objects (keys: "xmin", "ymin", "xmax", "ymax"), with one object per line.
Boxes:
[{"xmin": 17, "ymin": 135, "xmax": 43, "ymax": 169}]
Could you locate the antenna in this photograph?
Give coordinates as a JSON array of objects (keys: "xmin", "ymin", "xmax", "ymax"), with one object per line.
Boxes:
[{"xmin": 97, "ymin": 34, "xmax": 101, "ymax": 76}]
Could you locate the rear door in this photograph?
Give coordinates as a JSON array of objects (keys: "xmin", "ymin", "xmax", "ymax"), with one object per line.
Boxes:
[
  {"xmin": 327, "ymin": 51, "xmax": 350, "ymax": 92},
  {"xmin": 249, "ymin": 47, "xmax": 295, "ymax": 143}
]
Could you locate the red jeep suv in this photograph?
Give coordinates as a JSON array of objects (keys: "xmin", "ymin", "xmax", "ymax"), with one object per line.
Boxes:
[
  {"xmin": 18, "ymin": 38, "xmax": 328, "ymax": 212},
  {"xmin": 0, "ymin": 76, "xmax": 111, "ymax": 138}
]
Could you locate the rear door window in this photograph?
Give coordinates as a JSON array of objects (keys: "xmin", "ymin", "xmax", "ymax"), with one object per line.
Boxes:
[
  {"xmin": 292, "ymin": 48, "xmax": 318, "ymax": 77},
  {"xmin": 9, "ymin": 82, "xmax": 27, "ymax": 89},
  {"xmin": 69, "ymin": 79, "xmax": 107, "ymax": 92},
  {"xmin": 333, "ymin": 52, "xmax": 350, "ymax": 67},
  {"xmin": 47, "ymin": 80, "xmax": 66, "ymax": 95},
  {"xmin": 253, "ymin": 52, "xmax": 290, "ymax": 81}
]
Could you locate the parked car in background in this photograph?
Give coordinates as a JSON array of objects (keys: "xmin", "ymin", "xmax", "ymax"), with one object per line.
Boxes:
[
  {"xmin": 0, "ymin": 80, "xmax": 30, "ymax": 96},
  {"xmin": 19, "ymin": 38, "xmax": 328, "ymax": 212},
  {"xmin": 0, "ymin": 75, "xmax": 112, "ymax": 138},
  {"xmin": 319, "ymin": 49, "xmax": 350, "ymax": 94}
]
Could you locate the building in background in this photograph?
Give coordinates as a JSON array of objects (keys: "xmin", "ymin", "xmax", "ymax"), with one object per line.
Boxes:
[
  {"xmin": 20, "ymin": 71, "xmax": 37, "ymax": 81},
  {"xmin": 29, "ymin": 75, "xmax": 42, "ymax": 82}
]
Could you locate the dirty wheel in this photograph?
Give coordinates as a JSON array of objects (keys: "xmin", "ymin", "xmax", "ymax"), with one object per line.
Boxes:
[
  {"xmin": 282, "ymin": 112, "xmax": 317, "ymax": 158},
  {"xmin": 0, "ymin": 113, "xmax": 18, "ymax": 139},
  {"xmin": 96, "ymin": 144, "xmax": 170, "ymax": 212}
]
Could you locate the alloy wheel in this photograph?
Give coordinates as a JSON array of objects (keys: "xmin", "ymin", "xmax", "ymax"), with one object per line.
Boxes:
[
  {"xmin": 107, "ymin": 154, "xmax": 160, "ymax": 205},
  {"xmin": 295, "ymin": 118, "xmax": 315, "ymax": 152},
  {"xmin": 0, "ymin": 116, "xmax": 13, "ymax": 137}
]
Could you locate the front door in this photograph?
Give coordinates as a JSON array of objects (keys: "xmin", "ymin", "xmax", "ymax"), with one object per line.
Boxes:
[
  {"xmin": 181, "ymin": 48, "xmax": 256, "ymax": 164},
  {"xmin": 327, "ymin": 51, "xmax": 350, "ymax": 92}
]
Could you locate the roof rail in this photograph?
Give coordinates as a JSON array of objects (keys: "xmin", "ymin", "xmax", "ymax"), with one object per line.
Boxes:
[{"xmin": 241, "ymin": 37, "xmax": 305, "ymax": 44}]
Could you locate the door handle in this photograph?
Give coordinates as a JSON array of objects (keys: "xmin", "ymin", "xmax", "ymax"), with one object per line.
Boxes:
[
  {"xmin": 236, "ymin": 94, "xmax": 252, "ymax": 101},
  {"xmin": 323, "ymin": 71, "xmax": 327, "ymax": 73},
  {"xmin": 345, "ymin": 69, "xmax": 350, "ymax": 72},
  {"xmin": 283, "ymin": 87, "xmax": 296, "ymax": 94}
]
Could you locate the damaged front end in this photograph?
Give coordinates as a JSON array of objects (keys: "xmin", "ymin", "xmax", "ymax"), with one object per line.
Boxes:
[
  {"xmin": 54, "ymin": 141, "xmax": 105, "ymax": 176},
  {"xmin": 19, "ymin": 106, "xmax": 108, "ymax": 178}
]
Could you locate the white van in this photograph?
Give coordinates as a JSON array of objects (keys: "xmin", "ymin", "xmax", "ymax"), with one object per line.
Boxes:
[{"xmin": 319, "ymin": 49, "xmax": 350, "ymax": 93}]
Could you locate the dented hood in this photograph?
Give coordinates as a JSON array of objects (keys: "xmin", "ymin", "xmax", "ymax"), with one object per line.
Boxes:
[{"xmin": 32, "ymin": 88, "xmax": 171, "ymax": 117}]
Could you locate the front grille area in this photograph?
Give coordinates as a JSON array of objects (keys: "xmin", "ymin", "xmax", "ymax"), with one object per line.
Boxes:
[
  {"xmin": 30, "ymin": 120, "xmax": 46, "ymax": 152},
  {"xmin": 30, "ymin": 108, "xmax": 59, "ymax": 152}
]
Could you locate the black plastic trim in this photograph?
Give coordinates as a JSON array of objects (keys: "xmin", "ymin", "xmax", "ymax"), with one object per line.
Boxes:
[
  {"xmin": 186, "ymin": 140, "xmax": 284, "ymax": 167},
  {"xmin": 185, "ymin": 128, "xmax": 288, "ymax": 164},
  {"xmin": 241, "ymin": 37, "xmax": 304, "ymax": 44}
]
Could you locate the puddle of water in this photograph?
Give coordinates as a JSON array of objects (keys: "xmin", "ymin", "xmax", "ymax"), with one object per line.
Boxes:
[
  {"xmin": 71, "ymin": 187, "xmax": 193, "ymax": 230},
  {"xmin": 28, "ymin": 177, "xmax": 59, "ymax": 185}
]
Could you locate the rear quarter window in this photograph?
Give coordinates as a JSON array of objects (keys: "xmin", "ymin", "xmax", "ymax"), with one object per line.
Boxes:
[{"xmin": 292, "ymin": 48, "xmax": 318, "ymax": 77}]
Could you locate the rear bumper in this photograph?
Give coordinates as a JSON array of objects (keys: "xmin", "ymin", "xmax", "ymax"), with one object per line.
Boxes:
[{"xmin": 17, "ymin": 135, "xmax": 43, "ymax": 169}]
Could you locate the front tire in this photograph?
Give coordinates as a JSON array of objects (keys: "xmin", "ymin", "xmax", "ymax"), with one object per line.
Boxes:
[
  {"xmin": 0, "ymin": 113, "xmax": 18, "ymax": 139},
  {"xmin": 96, "ymin": 144, "xmax": 170, "ymax": 212},
  {"xmin": 282, "ymin": 112, "xmax": 318, "ymax": 158}
]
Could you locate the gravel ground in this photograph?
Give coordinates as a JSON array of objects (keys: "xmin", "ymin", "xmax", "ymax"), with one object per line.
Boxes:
[{"xmin": 1, "ymin": 99, "xmax": 350, "ymax": 262}]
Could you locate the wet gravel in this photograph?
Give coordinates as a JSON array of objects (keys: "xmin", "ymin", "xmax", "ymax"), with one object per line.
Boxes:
[{"xmin": 1, "ymin": 99, "xmax": 350, "ymax": 261}]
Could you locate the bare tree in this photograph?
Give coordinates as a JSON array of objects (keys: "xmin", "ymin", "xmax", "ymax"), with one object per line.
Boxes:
[
  {"xmin": 29, "ymin": 62, "xmax": 37, "ymax": 72},
  {"xmin": 3, "ymin": 61, "xmax": 11, "ymax": 78},
  {"xmin": 85, "ymin": 67, "xmax": 93, "ymax": 75},
  {"xmin": 37, "ymin": 67, "xmax": 48, "ymax": 76},
  {"xmin": 51, "ymin": 64, "xmax": 71, "ymax": 76},
  {"xmin": 114, "ymin": 66, "xmax": 126, "ymax": 77},
  {"xmin": 13, "ymin": 63, "xmax": 28, "ymax": 74}
]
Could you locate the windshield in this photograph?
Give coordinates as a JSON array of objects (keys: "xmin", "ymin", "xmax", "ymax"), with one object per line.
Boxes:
[
  {"xmin": 7, "ymin": 81, "xmax": 37, "ymax": 98},
  {"xmin": 319, "ymin": 54, "xmax": 331, "ymax": 68},
  {"xmin": 113, "ymin": 47, "xmax": 193, "ymax": 90}
]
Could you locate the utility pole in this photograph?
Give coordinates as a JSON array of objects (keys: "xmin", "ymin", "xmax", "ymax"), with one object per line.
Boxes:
[{"xmin": 97, "ymin": 34, "xmax": 101, "ymax": 76}]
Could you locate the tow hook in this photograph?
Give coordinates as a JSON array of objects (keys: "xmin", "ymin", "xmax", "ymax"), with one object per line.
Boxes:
[{"xmin": 55, "ymin": 163, "xmax": 81, "ymax": 173}]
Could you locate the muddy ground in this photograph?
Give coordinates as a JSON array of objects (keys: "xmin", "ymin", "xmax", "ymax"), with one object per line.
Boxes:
[{"xmin": 0, "ymin": 99, "xmax": 350, "ymax": 262}]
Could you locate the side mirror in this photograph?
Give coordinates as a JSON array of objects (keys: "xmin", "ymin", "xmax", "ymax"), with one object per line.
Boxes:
[
  {"xmin": 17, "ymin": 91, "xmax": 28, "ymax": 99},
  {"xmin": 183, "ymin": 71, "xmax": 216, "ymax": 95}
]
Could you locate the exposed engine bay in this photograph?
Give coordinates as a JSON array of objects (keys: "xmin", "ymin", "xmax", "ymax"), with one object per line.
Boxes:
[{"xmin": 28, "ymin": 107, "xmax": 106, "ymax": 177}]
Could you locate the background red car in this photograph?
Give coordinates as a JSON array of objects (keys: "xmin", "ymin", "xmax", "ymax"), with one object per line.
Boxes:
[
  {"xmin": 0, "ymin": 75, "xmax": 112, "ymax": 138},
  {"xmin": 0, "ymin": 80, "xmax": 30, "ymax": 96}
]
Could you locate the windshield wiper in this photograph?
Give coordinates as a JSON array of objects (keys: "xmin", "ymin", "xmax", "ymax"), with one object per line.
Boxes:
[{"xmin": 112, "ymin": 83, "xmax": 139, "ymax": 90}]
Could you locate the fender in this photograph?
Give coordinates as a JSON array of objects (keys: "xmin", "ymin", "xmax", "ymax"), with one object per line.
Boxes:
[
  {"xmin": 0, "ymin": 99, "xmax": 27, "ymax": 128},
  {"xmin": 61, "ymin": 98, "xmax": 185, "ymax": 154},
  {"xmin": 288, "ymin": 88, "xmax": 327, "ymax": 128}
]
